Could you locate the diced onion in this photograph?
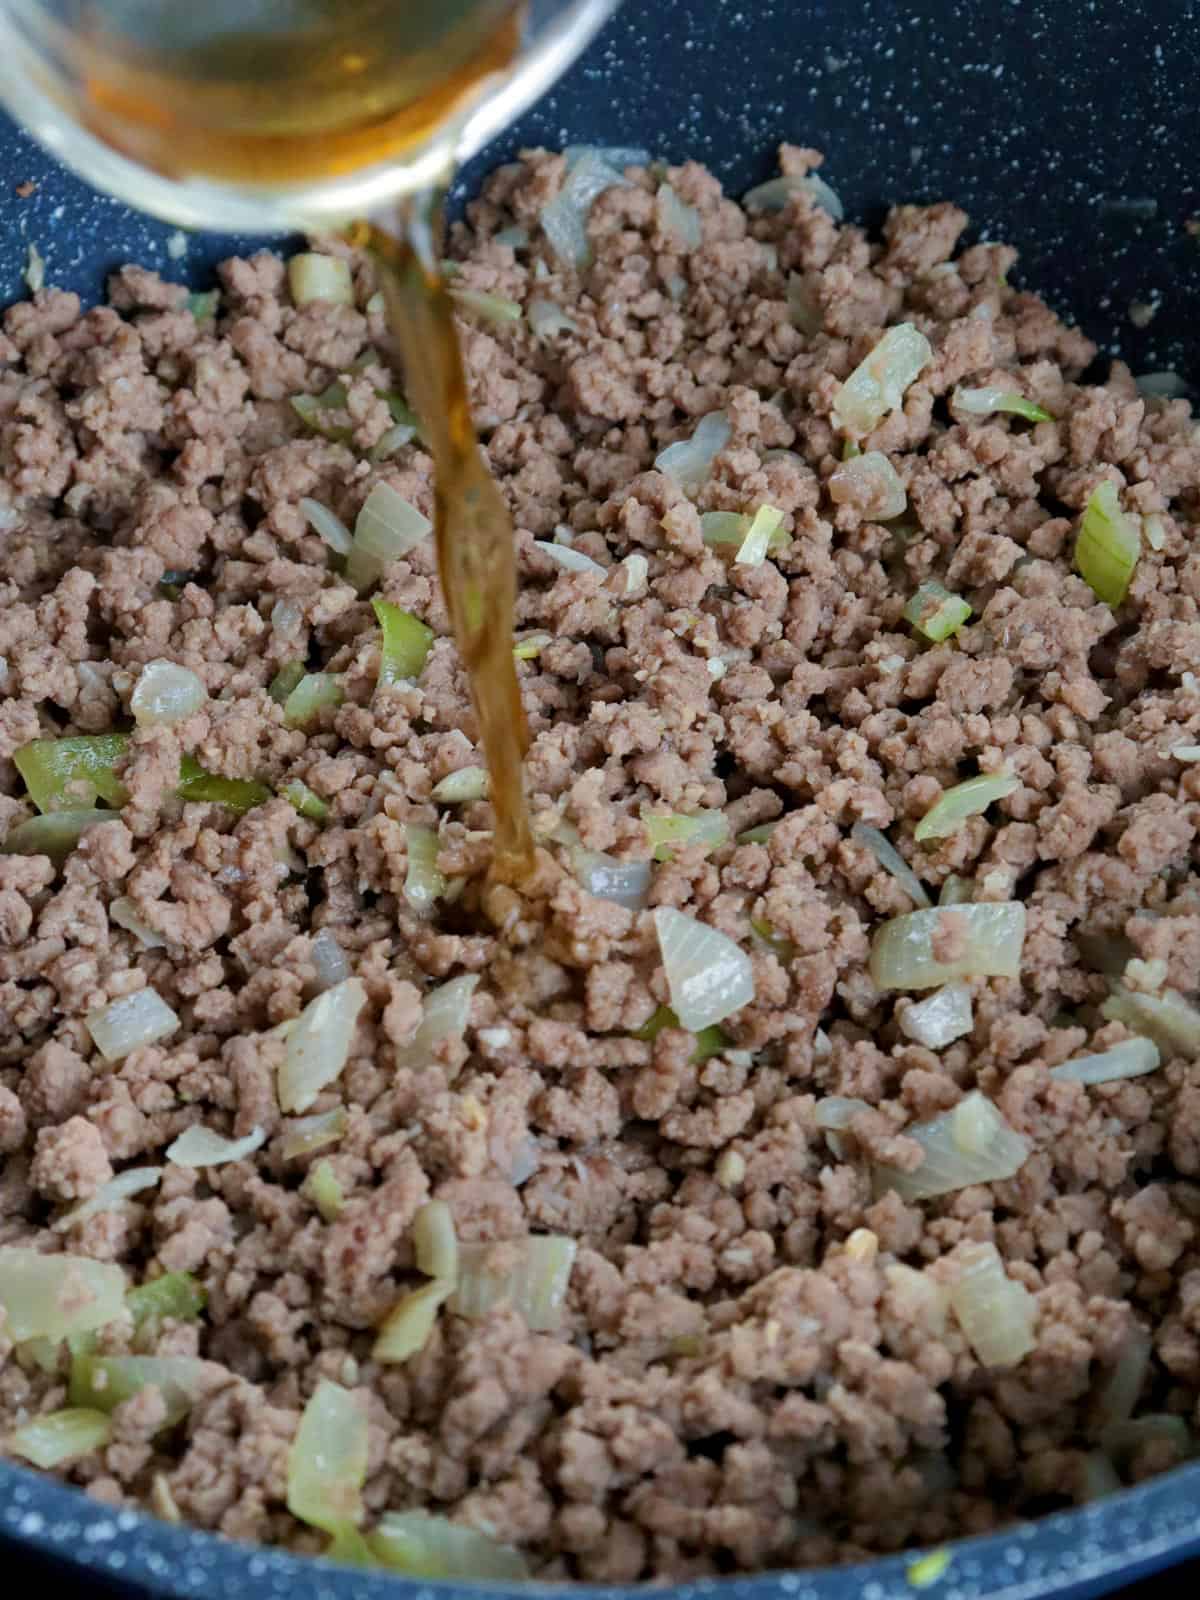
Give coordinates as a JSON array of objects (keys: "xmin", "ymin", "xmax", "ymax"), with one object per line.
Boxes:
[
  {"xmin": 654, "ymin": 411, "xmax": 731, "ymax": 494},
  {"xmin": 413, "ymin": 1200, "xmax": 459, "ymax": 1281},
  {"xmin": 948, "ymin": 1241, "xmax": 1036, "ymax": 1368},
  {"xmin": 24, "ymin": 242, "xmax": 45, "ymax": 293},
  {"xmin": 1135, "ymin": 371, "xmax": 1188, "ymax": 399},
  {"xmin": 737, "ymin": 821, "xmax": 780, "ymax": 845},
  {"xmin": 283, "ymin": 672, "xmax": 342, "ymax": 729},
  {"xmin": 288, "ymin": 253, "xmax": 354, "ymax": 306},
  {"xmin": 644, "ymin": 808, "xmax": 728, "ymax": 861},
  {"xmin": 372, "ymin": 1279, "xmax": 452, "ymax": 1363},
  {"xmin": 657, "ymin": 182, "xmax": 702, "ymax": 248},
  {"xmin": 735, "ymin": 504, "xmax": 786, "ymax": 565},
  {"xmin": 52, "ymin": 1165, "xmax": 162, "ymax": 1233},
  {"xmin": 572, "ymin": 849, "xmax": 653, "ymax": 910},
  {"xmin": 166, "ymin": 1123, "xmax": 266, "ymax": 1167},
  {"xmin": 356, "ymin": 483, "xmax": 431, "ymax": 560},
  {"xmin": 952, "ymin": 387, "xmax": 1053, "ymax": 422},
  {"xmin": 372, "ymin": 598, "xmax": 433, "ymax": 687},
  {"xmin": 904, "ymin": 580, "xmax": 972, "ymax": 642},
  {"xmin": 0, "ymin": 1249, "xmax": 125, "ymax": 1342},
  {"xmin": 404, "ymin": 824, "xmax": 445, "ymax": 914},
  {"xmin": 300, "ymin": 497, "xmax": 354, "ymax": 555},
  {"xmin": 109, "ymin": 896, "xmax": 166, "ymax": 948},
  {"xmin": 369, "ymin": 421, "xmax": 418, "ymax": 464},
  {"xmin": 307, "ymin": 1159, "xmax": 344, "ymax": 1222},
  {"xmin": 370, "ymin": 1511, "xmax": 530, "ymax": 1581},
  {"xmin": 527, "ymin": 297, "xmax": 578, "ymax": 338},
  {"xmin": 396, "ymin": 974, "xmax": 478, "ymax": 1072},
  {"xmin": 125, "ymin": 1271, "xmax": 206, "ymax": 1328},
  {"xmin": 829, "ymin": 452, "xmax": 908, "ymax": 519},
  {"xmin": 130, "ymin": 659, "xmax": 207, "ymax": 726},
  {"xmin": 278, "ymin": 977, "xmax": 367, "ymax": 1114},
  {"xmin": 743, "ymin": 173, "xmax": 844, "ymax": 221},
  {"xmin": 653, "ymin": 905, "xmax": 755, "ymax": 1031},
  {"xmin": 833, "ymin": 323, "xmax": 932, "ymax": 436},
  {"xmin": 874, "ymin": 1091, "xmax": 1030, "ymax": 1200},
  {"xmin": 851, "ymin": 823, "xmax": 932, "ymax": 910},
  {"xmin": 1101, "ymin": 985, "xmax": 1200, "ymax": 1058},
  {"xmin": 1075, "ymin": 480, "xmax": 1140, "ymax": 607},
  {"xmin": 69, "ymin": 1353, "xmax": 208, "ymax": 1426},
  {"xmin": 449, "ymin": 1236, "xmax": 576, "ymax": 1331},
  {"xmin": 1050, "ymin": 1037, "xmax": 1161, "ymax": 1085},
  {"xmin": 915, "ymin": 774, "xmax": 1020, "ymax": 842},
  {"xmin": 87, "ymin": 988, "xmax": 180, "ymax": 1063},
  {"xmin": 513, "ymin": 631, "xmax": 553, "ymax": 661},
  {"xmin": 269, "ymin": 662, "xmax": 307, "ymax": 704},
  {"xmin": 3, "ymin": 808, "xmax": 122, "ymax": 862},
  {"xmin": 8, "ymin": 1407, "xmax": 111, "ymax": 1468},
  {"xmin": 532, "ymin": 540, "xmax": 605, "ymax": 576},
  {"xmin": 898, "ymin": 982, "xmax": 974, "ymax": 1050},
  {"xmin": 700, "ymin": 511, "xmax": 749, "ymax": 547},
  {"xmin": 432, "ymin": 766, "xmax": 489, "ymax": 804},
  {"xmin": 814, "ymin": 1095, "xmax": 871, "ymax": 1159},
  {"xmin": 449, "ymin": 286, "xmax": 521, "ymax": 324},
  {"xmin": 281, "ymin": 1107, "xmax": 348, "ymax": 1161},
  {"xmin": 540, "ymin": 150, "xmax": 633, "ymax": 269},
  {"xmin": 287, "ymin": 1379, "xmax": 369, "ymax": 1537},
  {"xmin": 311, "ymin": 927, "xmax": 351, "ymax": 991}
]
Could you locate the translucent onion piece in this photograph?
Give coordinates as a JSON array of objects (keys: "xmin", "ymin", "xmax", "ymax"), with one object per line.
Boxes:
[
  {"xmin": 870, "ymin": 901, "xmax": 1026, "ymax": 992},
  {"xmin": 307, "ymin": 1159, "xmax": 344, "ymax": 1223},
  {"xmin": 1050, "ymin": 1037, "xmax": 1161, "ymax": 1085},
  {"xmin": 269, "ymin": 661, "xmax": 307, "ymax": 704},
  {"xmin": 372, "ymin": 598, "xmax": 433, "ymax": 687},
  {"xmin": 737, "ymin": 821, "xmax": 780, "ymax": 845},
  {"xmin": 833, "ymin": 323, "xmax": 933, "ymax": 436},
  {"xmin": 166, "ymin": 1123, "xmax": 266, "ymax": 1167},
  {"xmin": 573, "ymin": 848, "xmax": 653, "ymax": 911},
  {"xmin": 291, "ymin": 385, "xmax": 351, "ymax": 443},
  {"xmin": 939, "ymin": 875, "xmax": 974, "ymax": 906},
  {"xmin": 449, "ymin": 286, "xmax": 522, "ymax": 324},
  {"xmin": 829, "ymin": 451, "xmax": 908, "ymax": 519},
  {"xmin": 898, "ymin": 983, "xmax": 974, "ymax": 1050},
  {"xmin": 851, "ymin": 823, "xmax": 932, "ymax": 910},
  {"xmin": 9, "ymin": 1407, "xmax": 111, "ymax": 1468},
  {"xmin": 952, "ymin": 386, "xmax": 1053, "ymax": 422},
  {"xmin": 24, "ymin": 241, "xmax": 45, "ymax": 292},
  {"xmin": 372, "ymin": 1278, "xmax": 452, "ymax": 1363},
  {"xmin": 369, "ymin": 421, "xmax": 418, "ymax": 464},
  {"xmin": 914, "ymin": 774, "xmax": 1020, "ymax": 842},
  {"xmin": 657, "ymin": 182, "xmax": 702, "ymax": 247},
  {"xmin": 370, "ymin": 1511, "xmax": 530, "ymax": 1582},
  {"xmin": 874, "ymin": 1091, "xmax": 1030, "ymax": 1201},
  {"xmin": 396, "ymin": 974, "xmax": 478, "ymax": 1072},
  {"xmin": 125, "ymin": 1271, "xmax": 206, "ymax": 1328},
  {"xmin": 311, "ymin": 927, "xmax": 351, "ymax": 992},
  {"xmin": 283, "ymin": 779, "xmax": 330, "ymax": 822},
  {"xmin": 87, "ymin": 988, "xmax": 180, "ymax": 1063},
  {"xmin": 527, "ymin": 297, "xmax": 578, "ymax": 338},
  {"xmin": 653, "ymin": 905, "xmax": 755, "ymax": 1031},
  {"xmin": 413, "ymin": 1200, "xmax": 459, "ymax": 1281},
  {"xmin": 1097, "ymin": 1327, "xmax": 1152, "ymax": 1425},
  {"xmin": 3, "ymin": 809, "xmax": 122, "ymax": 862},
  {"xmin": 904, "ymin": 580, "xmax": 972, "ymax": 642},
  {"xmin": 109, "ymin": 896, "xmax": 166, "ymax": 948},
  {"xmin": 743, "ymin": 173, "xmax": 844, "ymax": 221},
  {"xmin": 52, "ymin": 1165, "xmax": 162, "ymax": 1233},
  {"xmin": 69, "ymin": 1353, "xmax": 208, "ymax": 1426},
  {"xmin": 449, "ymin": 1236, "xmax": 577, "ymax": 1331},
  {"xmin": 355, "ymin": 483, "xmax": 431, "ymax": 560},
  {"xmin": 300, "ymin": 497, "xmax": 353, "ymax": 555},
  {"xmin": 735, "ymin": 504, "xmax": 786, "ymax": 565},
  {"xmin": 278, "ymin": 977, "xmax": 367, "ymax": 1114},
  {"xmin": 540, "ymin": 150, "xmax": 630, "ymax": 269},
  {"xmin": 1101, "ymin": 985, "xmax": 1200, "ymax": 1059},
  {"xmin": 281, "ymin": 1107, "xmax": 348, "ymax": 1161},
  {"xmin": 562, "ymin": 144, "xmax": 650, "ymax": 170},
  {"xmin": 513, "ymin": 631, "xmax": 553, "ymax": 660},
  {"xmin": 432, "ymin": 766, "xmax": 489, "ymax": 803},
  {"xmin": 622, "ymin": 553, "xmax": 648, "ymax": 594},
  {"xmin": 283, "ymin": 672, "xmax": 343, "ymax": 729},
  {"xmin": 15, "ymin": 732, "xmax": 128, "ymax": 813},
  {"xmin": 1135, "ymin": 370, "xmax": 1188, "ymax": 399},
  {"xmin": 532, "ymin": 539, "xmax": 605, "ymax": 577},
  {"xmin": 787, "ymin": 272, "xmax": 821, "ymax": 334},
  {"xmin": 130, "ymin": 659, "xmax": 207, "ymax": 726},
  {"xmin": 1075, "ymin": 480, "xmax": 1140, "ymax": 607},
  {"xmin": 700, "ymin": 511, "xmax": 749, "ymax": 547},
  {"xmin": 654, "ymin": 410, "xmax": 731, "ymax": 494},
  {"xmin": 404, "ymin": 824, "xmax": 445, "ymax": 915},
  {"xmin": 948, "ymin": 1242, "xmax": 1036, "ymax": 1368},
  {"xmin": 288, "ymin": 253, "xmax": 354, "ymax": 306},
  {"xmin": 287, "ymin": 1379, "xmax": 369, "ymax": 1536},
  {"xmin": 644, "ymin": 808, "xmax": 729, "ymax": 861}
]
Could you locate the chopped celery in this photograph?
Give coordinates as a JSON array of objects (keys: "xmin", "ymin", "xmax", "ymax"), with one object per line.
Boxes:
[
  {"xmin": 282, "ymin": 673, "xmax": 343, "ymax": 729},
  {"xmin": 3, "ymin": 809, "xmax": 121, "ymax": 861},
  {"xmin": 372, "ymin": 597, "xmax": 433, "ymax": 687},
  {"xmin": 291, "ymin": 383, "xmax": 352, "ymax": 442},
  {"xmin": 186, "ymin": 290, "xmax": 220, "ymax": 322},
  {"xmin": 372, "ymin": 1279, "xmax": 452, "ymax": 1363},
  {"xmin": 842, "ymin": 437, "xmax": 862, "ymax": 461},
  {"xmin": 914, "ymin": 774, "xmax": 1020, "ymax": 842},
  {"xmin": 177, "ymin": 757, "xmax": 271, "ymax": 813},
  {"xmin": 287, "ymin": 1380, "xmax": 368, "ymax": 1538},
  {"xmin": 1075, "ymin": 480, "xmax": 1140, "ymax": 607},
  {"xmin": 305, "ymin": 1159, "xmax": 344, "ymax": 1222},
  {"xmin": 68, "ymin": 1353, "xmax": 206, "ymax": 1426},
  {"xmin": 269, "ymin": 661, "xmax": 308, "ymax": 703},
  {"xmin": 513, "ymin": 631, "xmax": 553, "ymax": 660},
  {"xmin": 282, "ymin": 779, "xmax": 330, "ymax": 821},
  {"xmin": 643, "ymin": 808, "xmax": 728, "ymax": 861},
  {"xmin": 288, "ymin": 253, "xmax": 354, "ymax": 307},
  {"xmin": 737, "ymin": 821, "xmax": 780, "ymax": 845},
  {"xmin": 126, "ymin": 1272, "xmax": 206, "ymax": 1329},
  {"xmin": 904, "ymin": 581, "xmax": 972, "ymax": 642},
  {"xmin": 633, "ymin": 1004, "xmax": 730, "ymax": 1062},
  {"xmin": 735, "ymin": 504, "xmax": 786, "ymax": 565},
  {"xmin": 953, "ymin": 386, "xmax": 1053, "ymax": 423},
  {"xmin": 15, "ymin": 733, "xmax": 129, "ymax": 813},
  {"xmin": 403, "ymin": 824, "xmax": 445, "ymax": 914}
]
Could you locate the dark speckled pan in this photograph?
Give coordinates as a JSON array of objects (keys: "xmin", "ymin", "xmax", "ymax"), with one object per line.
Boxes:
[{"xmin": 0, "ymin": 0, "xmax": 1198, "ymax": 1596}]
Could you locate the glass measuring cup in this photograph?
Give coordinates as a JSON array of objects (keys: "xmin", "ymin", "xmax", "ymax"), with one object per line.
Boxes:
[{"xmin": 0, "ymin": 0, "xmax": 621, "ymax": 230}]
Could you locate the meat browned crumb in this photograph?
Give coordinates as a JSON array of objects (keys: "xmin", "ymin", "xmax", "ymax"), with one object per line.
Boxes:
[{"xmin": 0, "ymin": 144, "xmax": 1198, "ymax": 1580}]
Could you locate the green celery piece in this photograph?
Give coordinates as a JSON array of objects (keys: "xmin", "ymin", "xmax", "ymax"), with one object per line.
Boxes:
[
  {"xmin": 327, "ymin": 1524, "xmax": 378, "ymax": 1568},
  {"xmin": 291, "ymin": 382, "xmax": 352, "ymax": 442},
  {"xmin": 282, "ymin": 779, "xmax": 331, "ymax": 821},
  {"xmin": 2, "ymin": 810, "xmax": 121, "ymax": 861},
  {"xmin": 903, "ymin": 581, "xmax": 972, "ymax": 643},
  {"xmin": 15, "ymin": 733, "xmax": 130, "ymax": 813},
  {"xmin": 269, "ymin": 661, "xmax": 308, "ymax": 704},
  {"xmin": 282, "ymin": 673, "xmax": 343, "ymax": 730},
  {"xmin": 177, "ymin": 757, "xmax": 271, "ymax": 814},
  {"xmin": 186, "ymin": 290, "xmax": 220, "ymax": 322},
  {"xmin": 68, "ymin": 1353, "xmax": 202, "ymax": 1427},
  {"xmin": 372, "ymin": 597, "xmax": 433, "ymax": 688},
  {"xmin": 125, "ymin": 1272, "xmax": 206, "ymax": 1329},
  {"xmin": 1074, "ymin": 480, "xmax": 1140, "ymax": 607},
  {"xmin": 633, "ymin": 1005, "xmax": 729, "ymax": 1063}
]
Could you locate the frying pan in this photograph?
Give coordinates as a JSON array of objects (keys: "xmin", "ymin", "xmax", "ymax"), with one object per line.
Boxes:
[{"xmin": 0, "ymin": 0, "xmax": 1198, "ymax": 1596}]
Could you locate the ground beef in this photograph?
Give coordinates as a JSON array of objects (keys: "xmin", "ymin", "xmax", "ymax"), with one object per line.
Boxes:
[{"xmin": 0, "ymin": 146, "xmax": 1198, "ymax": 1581}]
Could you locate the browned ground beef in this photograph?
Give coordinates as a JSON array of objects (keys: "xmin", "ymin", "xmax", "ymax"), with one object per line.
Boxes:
[{"xmin": 0, "ymin": 144, "xmax": 1199, "ymax": 1580}]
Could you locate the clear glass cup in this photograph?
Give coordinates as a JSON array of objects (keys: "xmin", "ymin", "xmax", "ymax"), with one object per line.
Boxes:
[{"xmin": 0, "ymin": 0, "xmax": 621, "ymax": 230}]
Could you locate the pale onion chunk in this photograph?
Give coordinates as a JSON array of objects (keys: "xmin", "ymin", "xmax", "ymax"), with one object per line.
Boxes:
[
  {"xmin": 951, "ymin": 386, "xmax": 1052, "ymax": 422},
  {"xmin": 1050, "ymin": 1037, "xmax": 1161, "ymax": 1085},
  {"xmin": 87, "ymin": 988, "xmax": 180, "ymax": 1063},
  {"xmin": 396, "ymin": 974, "xmax": 478, "ymax": 1072},
  {"xmin": 532, "ymin": 540, "xmax": 605, "ymax": 575},
  {"xmin": 949, "ymin": 1241, "xmax": 1037, "ymax": 1368},
  {"xmin": 540, "ymin": 150, "xmax": 633, "ymax": 269},
  {"xmin": 404, "ymin": 824, "xmax": 446, "ymax": 914},
  {"xmin": 69, "ymin": 1353, "xmax": 208, "ymax": 1425},
  {"xmin": 0, "ymin": 1248, "xmax": 126, "ymax": 1342},
  {"xmin": 300, "ymin": 497, "xmax": 354, "ymax": 555},
  {"xmin": 850, "ymin": 823, "xmax": 932, "ymax": 910},
  {"xmin": 413, "ymin": 1200, "xmax": 458, "ymax": 1281},
  {"xmin": 654, "ymin": 410, "xmax": 731, "ymax": 494},
  {"xmin": 166, "ymin": 1124, "xmax": 266, "ymax": 1167},
  {"xmin": 373, "ymin": 1279, "xmax": 453, "ymax": 1364},
  {"xmin": 9, "ymin": 1407, "xmax": 111, "ymax": 1468},
  {"xmin": 311, "ymin": 927, "xmax": 351, "ymax": 991},
  {"xmin": 109, "ymin": 897, "xmax": 166, "ymax": 948},
  {"xmin": 873, "ymin": 1091, "xmax": 1030, "ymax": 1201},
  {"xmin": 914, "ymin": 774, "xmax": 1020, "ymax": 842},
  {"xmin": 354, "ymin": 482, "xmax": 431, "ymax": 560},
  {"xmin": 286, "ymin": 1379, "xmax": 368, "ymax": 1535},
  {"xmin": 743, "ymin": 172, "xmax": 843, "ymax": 220},
  {"xmin": 653, "ymin": 906, "xmax": 755, "ymax": 1031},
  {"xmin": 828, "ymin": 451, "xmax": 908, "ymax": 519},
  {"xmin": 277, "ymin": 978, "xmax": 367, "ymax": 1114},
  {"xmin": 833, "ymin": 323, "xmax": 933, "ymax": 436},
  {"xmin": 280, "ymin": 1107, "xmax": 348, "ymax": 1161},
  {"xmin": 898, "ymin": 983, "xmax": 974, "ymax": 1050},
  {"xmin": 868, "ymin": 902, "xmax": 1026, "ymax": 990},
  {"xmin": 527, "ymin": 297, "xmax": 578, "ymax": 338},
  {"xmin": 52, "ymin": 1166, "xmax": 162, "ymax": 1233},
  {"xmin": 657, "ymin": 182, "xmax": 702, "ymax": 247},
  {"xmin": 572, "ymin": 849, "xmax": 652, "ymax": 910},
  {"xmin": 130, "ymin": 660, "xmax": 207, "ymax": 726},
  {"xmin": 449, "ymin": 1236, "xmax": 576, "ymax": 1332},
  {"xmin": 288, "ymin": 252, "xmax": 354, "ymax": 306},
  {"xmin": 432, "ymin": 767, "xmax": 489, "ymax": 803},
  {"xmin": 371, "ymin": 1511, "xmax": 530, "ymax": 1581},
  {"xmin": 1101, "ymin": 985, "xmax": 1200, "ymax": 1059}
]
